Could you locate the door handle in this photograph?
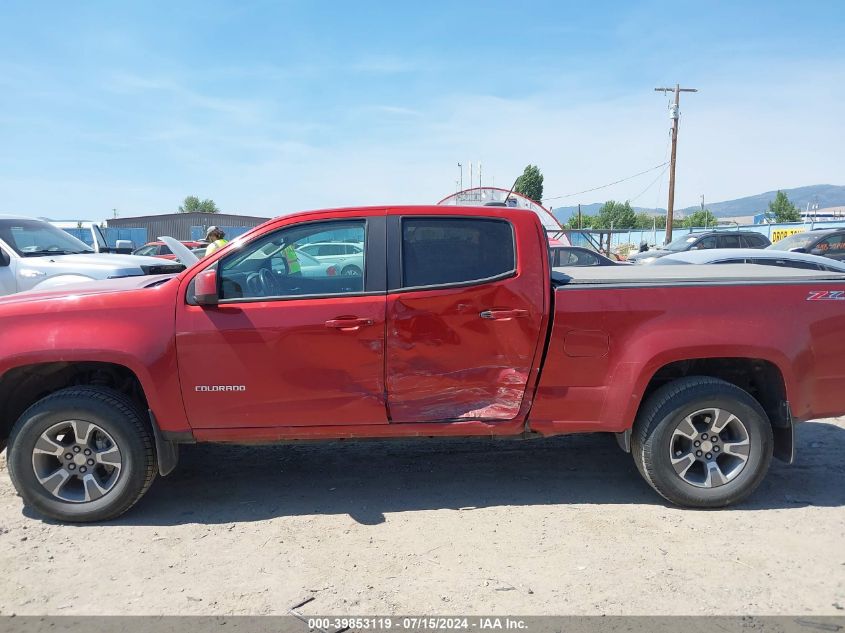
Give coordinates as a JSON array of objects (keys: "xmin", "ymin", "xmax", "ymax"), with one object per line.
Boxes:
[
  {"xmin": 479, "ymin": 309, "xmax": 529, "ymax": 320},
  {"xmin": 325, "ymin": 317, "xmax": 374, "ymax": 329}
]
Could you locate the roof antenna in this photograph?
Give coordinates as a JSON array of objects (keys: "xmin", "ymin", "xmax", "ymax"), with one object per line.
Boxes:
[{"xmin": 484, "ymin": 175, "xmax": 520, "ymax": 207}]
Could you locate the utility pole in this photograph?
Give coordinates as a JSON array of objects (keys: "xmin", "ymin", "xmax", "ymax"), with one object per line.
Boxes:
[
  {"xmin": 577, "ymin": 203, "xmax": 582, "ymax": 229},
  {"xmin": 655, "ymin": 83, "xmax": 698, "ymax": 244},
  {"xmin": 457, "ymin": 163, "xmax": 463, "ymax": 194}
]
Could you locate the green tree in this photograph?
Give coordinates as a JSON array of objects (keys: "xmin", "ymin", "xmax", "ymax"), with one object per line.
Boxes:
[
  {"xmin": 682, "ymin": 209, "xmax": 719, "ymax": 228},
  {"xmin": 767, "ymin": 190, "xmax": 801, "ymax": 223},
  {"xmin": 566, "ymin": 214, "xmax": 595, "ymax": 229},
  {"xmin": 179, "ymin": 195, "xmax": 220, "ymax": 214},
  {"xmin": 634, "ymin": 211, "xmax": 666, "ymax": 230},
  {"xmin": 513, "ymin": 165, "xmax": 544, "ymax": 203},
  {"xmin": 593, "ymin": 200, "xmax": 637, "ymax": 229}
]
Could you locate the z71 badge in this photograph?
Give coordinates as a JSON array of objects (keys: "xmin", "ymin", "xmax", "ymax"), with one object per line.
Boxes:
[{"xmin": 806, "ymin": 290, "xmax": 845, "ymax": 301}]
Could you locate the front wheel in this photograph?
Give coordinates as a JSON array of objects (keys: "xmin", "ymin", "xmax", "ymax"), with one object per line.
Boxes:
[
  {"xmin": 7, "ymin": 387, "xmax": 157, "ymax": 522},
  {"xmin": 632, "ymin": 376, "xmax": 773, "ymax": 508}
]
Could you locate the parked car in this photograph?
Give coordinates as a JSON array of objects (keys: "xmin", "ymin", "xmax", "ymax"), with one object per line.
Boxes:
[
  {"xmin": 628, "ymin": 230, "xmax": 771, "ymax": 264},
  {"xmin": 1, "ymin": 206, "xmax": 844, "ymax": 521},
  {"xmin": 768, "ymin": 228, "xmax": 845, "ymax": 262},
  {"xmin": 329, "ymin": 252, "xmax": 364, "ymax": 276},
  {"xmin": 550, "ymin": 246, "xmax": 626, "ymax": 267},
  {"xmin": 51, "ymin": 221, "xmax": 135, "ymax": 254},
  {"xmin": 650, "ymin": 248, "xmax": 845, "ymax": 272},
  {"xmin": 297, "ymin": 241, "xmax": 364, "ymax": 266},
  {"xmin": 133, "ymin": 241, "xmax": 205, "ymax": 260},
  {"xmin": 0, "ymin": 216, "xmax": 184, "ymax": 296}
]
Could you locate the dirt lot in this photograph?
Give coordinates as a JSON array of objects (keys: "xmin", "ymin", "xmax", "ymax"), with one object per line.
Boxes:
[{"xmin": 0, "ymin": 419, "xmax": 843, "ymax": 616}]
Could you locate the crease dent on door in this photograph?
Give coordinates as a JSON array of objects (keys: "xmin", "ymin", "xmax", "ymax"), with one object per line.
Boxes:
[{"xmin": 387, "ymin": 287, "xmax": 536, "ymax": 421}]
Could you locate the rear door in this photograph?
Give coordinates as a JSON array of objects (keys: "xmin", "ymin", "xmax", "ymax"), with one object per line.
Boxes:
[
  {"xmin": 718, "ymin": 234, "xmax": 742, "ymax": 248},
  {"xmin": 384, "ymin": 211, "xmax": 547, "ymax": 423}
]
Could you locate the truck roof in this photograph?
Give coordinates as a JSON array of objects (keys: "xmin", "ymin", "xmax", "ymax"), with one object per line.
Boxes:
[{"xmin": 553, "ymin": 263, "xmax": 845, "ymax": 287}]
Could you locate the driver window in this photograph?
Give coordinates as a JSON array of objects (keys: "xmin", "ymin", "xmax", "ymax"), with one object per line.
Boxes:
[{"xmin": 219, "ymin": 220, "xmax": 366, "ymax": 300}]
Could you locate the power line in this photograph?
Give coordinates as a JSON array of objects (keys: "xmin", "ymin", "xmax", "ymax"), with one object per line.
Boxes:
[
  {"xmin": 629, "ymin": 163, "xmax": 670, "ymax": 204},
  {"xmin": 630, "ymin": 133, "xmax": 672, "ymax": 206},
  {"xmin": 543, "ymin": 161, "xmax": 669, "ymax": 202}
]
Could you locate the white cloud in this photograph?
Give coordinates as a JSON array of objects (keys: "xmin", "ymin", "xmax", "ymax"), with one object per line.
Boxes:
[{"xmin": 3, "ymin": 54, "xmax": 844, "ymax": 220}]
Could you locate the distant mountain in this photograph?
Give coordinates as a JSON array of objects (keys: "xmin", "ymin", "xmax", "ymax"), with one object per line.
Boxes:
[
  {"xmin": 679, "ymin": 184, "xmax": 845, "ymax": 218},
  {"xmin": 552, "ymin": 184, "xmax": 845, "ymax": 223}
]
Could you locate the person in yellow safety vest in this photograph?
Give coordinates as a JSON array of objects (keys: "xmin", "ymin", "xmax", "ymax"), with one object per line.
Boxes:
[
  {"xmin": 204, "ymin": 226, "xmax": 228, "ymax": 257},
  {"xmin": 282, "ymin": 244, "xmax": 301, "ymax": 275}
]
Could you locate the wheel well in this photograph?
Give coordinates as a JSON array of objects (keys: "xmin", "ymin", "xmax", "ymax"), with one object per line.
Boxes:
[
  {"xmin": 641, "ymin": 358, "xmax": 790, "ymax": 428},
  {"xmin": 0, "ymin": 362, "xmax": 149, "ymax": 445}
]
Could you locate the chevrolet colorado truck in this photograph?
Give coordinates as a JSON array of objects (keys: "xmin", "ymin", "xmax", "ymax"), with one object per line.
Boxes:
[{"xmin": 1, "ymin": 205, "xmax": 844, "ymax": 522}]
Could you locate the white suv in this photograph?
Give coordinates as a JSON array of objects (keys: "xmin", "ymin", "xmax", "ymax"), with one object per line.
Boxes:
[{"xmin": 298, "ymin": 241, "xmax": 363, "ymax": 264}]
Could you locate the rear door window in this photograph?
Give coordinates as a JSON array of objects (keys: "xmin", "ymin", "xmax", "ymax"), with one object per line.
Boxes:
[
  {"xmin": 743, "ymin": 234, "xmax": 769, "ymax": 248},
  {"xmin": 719, "ymin": 234, "xmax": 741, "ymax": 248},
  {"xmin": 401, "ymin": 218, "xmax": 515, "ymax": 288}
]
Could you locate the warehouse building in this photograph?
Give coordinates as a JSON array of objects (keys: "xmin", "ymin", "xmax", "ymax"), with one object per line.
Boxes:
[{"xmin": 107, "ymin": 212, "xmax": 270, "ymax": 242}]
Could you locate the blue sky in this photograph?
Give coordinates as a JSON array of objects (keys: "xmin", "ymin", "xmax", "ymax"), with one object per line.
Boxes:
[{"xmin": 1, "ymin": 0, "xmax": 844, "ymax": 220}]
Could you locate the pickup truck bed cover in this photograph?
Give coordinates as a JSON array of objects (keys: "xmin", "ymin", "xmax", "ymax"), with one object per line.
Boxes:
[{"xmin": 552, "ymin": 263, "xmax": 845, "ymax": 287}]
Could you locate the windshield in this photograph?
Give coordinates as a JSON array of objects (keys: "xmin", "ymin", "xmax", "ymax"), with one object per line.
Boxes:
[
  {"xmin": 0, "ymin": 219, "xmax": 95, "ymax": 256},
  {"xmin": 665, "ymin": 234, "xmax": 701, "ymax": 251},
  {"xmin": 768, "ymin": 232, "xmax": 816, "ymax": 251}
]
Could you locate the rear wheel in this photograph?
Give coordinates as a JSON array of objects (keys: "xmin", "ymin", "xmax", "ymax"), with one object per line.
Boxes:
[
  {"xmin": 7, "ymin": 387, "xmax": 157, "ymax": 522},
  {"xmin": 632, "ymin": 377, "xmax": 773, "ymax": 508},
  {"xmin": 341, "ymin": 264, "xmax": 362, "ymax": 277}
]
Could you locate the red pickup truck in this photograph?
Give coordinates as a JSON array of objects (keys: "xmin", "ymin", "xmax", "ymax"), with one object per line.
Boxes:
[{"xmin": 1, "ymin": 205, "xmax": 844, "ymax": 522}]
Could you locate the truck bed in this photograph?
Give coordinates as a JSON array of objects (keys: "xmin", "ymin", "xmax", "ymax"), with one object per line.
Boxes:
[
  {"xmin": 552, "ymin": 263, "xmax": 845, "ymax": 287},
  {"xmin": 533, "ymin": 262, "xmax": 845, "ymax": 437}
]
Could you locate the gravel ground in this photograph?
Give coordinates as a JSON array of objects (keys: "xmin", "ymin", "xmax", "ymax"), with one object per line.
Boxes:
[{"xmin": 0, "ymin": 419, "xmax": 843, "ymax": 616}]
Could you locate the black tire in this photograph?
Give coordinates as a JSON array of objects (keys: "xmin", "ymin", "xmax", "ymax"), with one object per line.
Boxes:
[
  {"xmin": 341, "ymin": 265, "xmax": 362, "ymax": 277},
  {"xmin": 7, "ymin": 387, "xmax": 157, "ymax": 522},
  {"xmin": 632, "ymin": 376, "xmax": 773, "ymax": 508}
]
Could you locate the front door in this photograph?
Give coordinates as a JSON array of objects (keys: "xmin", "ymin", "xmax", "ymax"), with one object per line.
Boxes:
[
  {"xmin": 815, "ymin": 233, "xmax": 845, "ymax": 261},
  {"xmin": 0, "ymin": 246, "xmax": 16, "ymax": 296},
  {"xmin": 176, "ymin": 216, "xmax": 388, "ymax": 428},
  {"xmin": 385, "ymin": 213, "xmax": 547, "ymax": 423}
]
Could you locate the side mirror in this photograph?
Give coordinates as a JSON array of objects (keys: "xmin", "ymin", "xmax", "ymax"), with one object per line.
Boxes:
[
  {"xmin": 0, "ymin": 249, "xmax": 9, "ymax": 267},
  {"xmin": 115, "ymin": 240, "xmax": 134, "ymax": 251},
  {"xmin": 194, "ymin": 268, "xmax": 219, "ymax": 306},
  {"xmin": 790, "ymin": 247, "xmax": 808, "ymax": 254},
  {"xmin": 810, "ymin": 248, "xmax": 825, "ymax": 256}
]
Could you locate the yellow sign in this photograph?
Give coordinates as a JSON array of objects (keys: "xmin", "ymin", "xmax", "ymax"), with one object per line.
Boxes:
[{"xmin": 771, "ymin": 228, "xmax": 805, "ymax": 242}]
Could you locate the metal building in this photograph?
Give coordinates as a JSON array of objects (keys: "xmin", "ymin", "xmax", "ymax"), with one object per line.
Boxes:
[{"xmin": 107, "ymin": 212, "xmax": 271, "ymax": 242}]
